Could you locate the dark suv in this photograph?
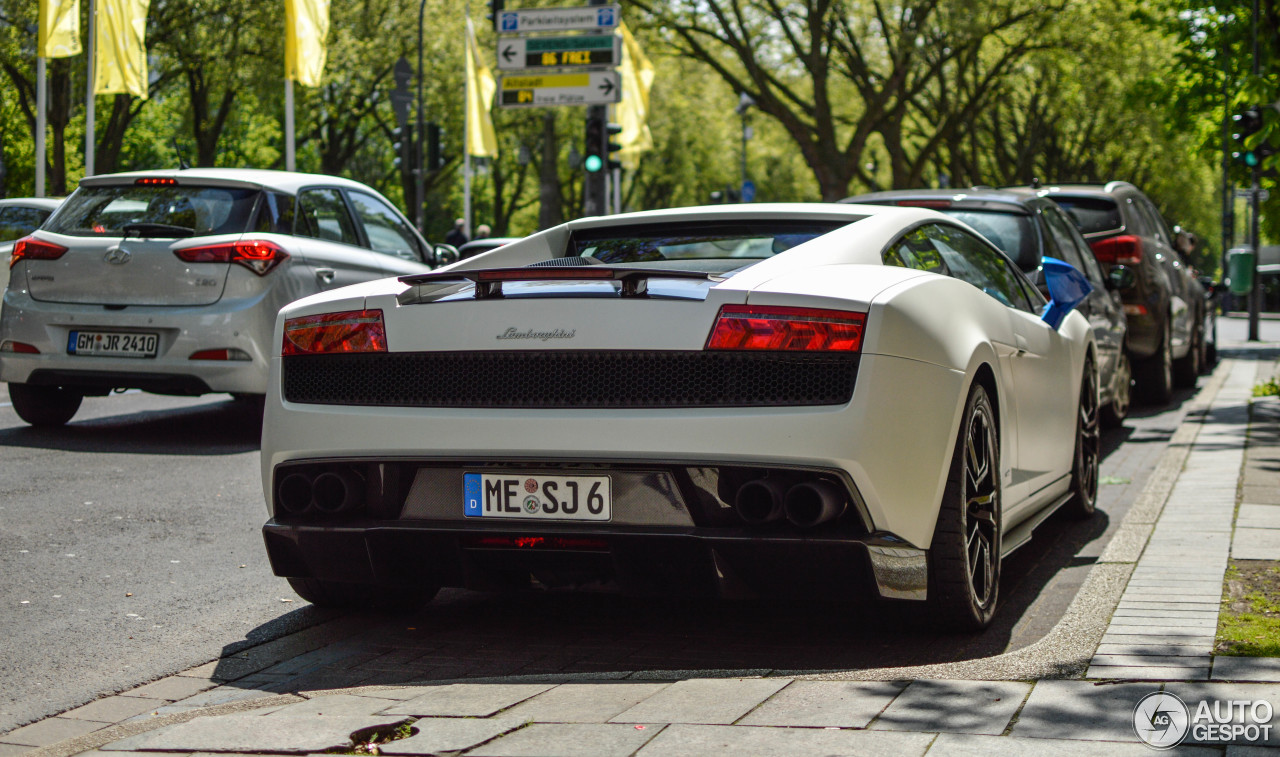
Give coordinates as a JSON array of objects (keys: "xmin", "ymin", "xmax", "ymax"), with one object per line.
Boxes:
[
  {"xmin": 1036, "ymin": 182, "xmax": 1206, "ymax": 404},
  {"xmin": 843, "ymin": 187, "xmax": 1133, "ymax": 425}
]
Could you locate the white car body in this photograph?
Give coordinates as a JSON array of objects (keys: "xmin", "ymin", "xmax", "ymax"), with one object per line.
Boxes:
[
  {"xmin": 0, "ymin": 197, "xmax": 63, "ymax": 292},
  {"xmin": 0, "ymin": 169, "xmax": 437, "ymax": 425},
  {"xmin": 260, "ymin": 203, "xmax": 1097, "ymax": 625}
]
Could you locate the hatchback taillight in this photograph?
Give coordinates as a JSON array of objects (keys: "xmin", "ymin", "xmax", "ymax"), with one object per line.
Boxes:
[
  {"xmin": 706, "ymin": 305, "xmax": 866, "ymax": 352},
  {"xmin": 10, "ymin": 236, "xmax": 68, "ymax": 268},
  {"xmin": 1090, "ymin": 235, "xmax": 1143, "ymax": 266},
  {"xmin": 175, "ymin": 239, "xmax": 289, "ymax": 275},
  {"xmin": 282, "ymin": 310, "xmax": 387, "ymax": 356}
]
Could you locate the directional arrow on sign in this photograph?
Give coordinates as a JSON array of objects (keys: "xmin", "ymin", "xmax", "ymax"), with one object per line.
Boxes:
[
  {"xmin": 500, "ymin": 43, "xmax": 517, "ymax": 64},
  {"xmin": 598, "ymin": 78, "xmax": 615, "ymax": 96}
]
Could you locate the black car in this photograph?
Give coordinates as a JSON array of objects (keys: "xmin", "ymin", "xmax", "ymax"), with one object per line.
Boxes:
[
  {"xmin": 1036, "ymin": 182, "xmax": 1207, "ymax": 403},
  {"xmin": 844, "ymin": 187, "xmax": 1133, "ymax": 425}
]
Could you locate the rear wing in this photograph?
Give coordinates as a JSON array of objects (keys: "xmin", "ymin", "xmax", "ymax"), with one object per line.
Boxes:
[{"xmin": 398, "ymin": 267, "xmax": 721, "ymax": 299}]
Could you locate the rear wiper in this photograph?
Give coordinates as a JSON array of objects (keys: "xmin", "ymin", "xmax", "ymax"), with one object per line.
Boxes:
[
  {"xmin": 399, "ymin": 266, "xmax": 721, "ymax": 298},
  {"xmin": 121, "ymin": 222, "xmax": 195, "ymax": 239}
]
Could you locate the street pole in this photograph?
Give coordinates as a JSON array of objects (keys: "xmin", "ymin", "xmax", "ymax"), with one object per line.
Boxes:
[
  {"xmin": 1249, "ymin": 0, "xmax": 1262, "ymax": 340},
  {"xmin": 415, "ymin": 0, "xmax": 428, "ymax": 233},
  {"xmin": 35, "ymin": 56, "xmax": 45, "ymax": 197},
  {"xmin": 85, "ymin": 0, "xmax": 95, "ymax": 177}
]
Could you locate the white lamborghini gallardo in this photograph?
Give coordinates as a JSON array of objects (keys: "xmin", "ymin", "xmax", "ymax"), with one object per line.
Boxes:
[{"xmin": 259, "ymin": 203, "xmax": 1100, "ymax": 629}]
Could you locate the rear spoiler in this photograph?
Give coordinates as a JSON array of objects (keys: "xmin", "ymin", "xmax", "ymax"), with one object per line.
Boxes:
[{"xmin": 398, "ymin": 267, "xmax": 721, "ymax": 299}]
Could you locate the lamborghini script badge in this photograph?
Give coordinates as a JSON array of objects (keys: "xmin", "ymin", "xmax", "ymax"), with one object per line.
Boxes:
[{"xmin": 496, "ymin": 327, "xmax": 576, "ymax": 341}]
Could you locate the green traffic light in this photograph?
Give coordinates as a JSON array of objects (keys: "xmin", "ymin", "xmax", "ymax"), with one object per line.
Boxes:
[
  {"xmin": 1246, "ymin": 152, "xmax": 1260, "ymax": 167},
  {"xmin": 584, "ymin": 155, "xmax": 603, "ymax": 172}
]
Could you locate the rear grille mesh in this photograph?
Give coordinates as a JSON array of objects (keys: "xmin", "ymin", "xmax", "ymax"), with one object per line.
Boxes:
[{"xmin": 283, "ymin": 350, "xmax": 858, "ymax": 409}]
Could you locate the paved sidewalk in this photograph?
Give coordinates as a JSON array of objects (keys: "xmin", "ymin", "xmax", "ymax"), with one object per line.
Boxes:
[{"xmin": 5, "ymin": 351, "xmax": 1280, "ymax": 757}]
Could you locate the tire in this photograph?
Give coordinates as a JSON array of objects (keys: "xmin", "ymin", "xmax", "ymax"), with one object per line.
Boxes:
[
  {"xmin": 287, "ymin": 577, "xmax": 439, "ymax": 612},
  {"xmin": 1100, "ymin": 350, "xmax": 1131, "ymax": 429},
  {"xmin": 1065, "ymin": 361, "xmax": 1100, "ymax": 519},
  {"xmin": 8, "ymin": 382, "xmax": 83, "ymax": 427},
  {"xmin": 1172, "ymin": 322, "xmax": 1200, "ymax": 388},
  {"xmin": 927, "ymin": 383, "xmax": 1001, "ymax": 631},
  {"xmin": 1134, "ymin": 320, "xmax": 1173, "ymax": 405}
]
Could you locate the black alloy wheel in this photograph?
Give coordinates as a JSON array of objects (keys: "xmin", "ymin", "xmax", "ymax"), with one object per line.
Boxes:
[
  {"xmin": 1100, "ymin": 350, "xmax": 1131, "ymax": 428},
  {"xmin": 928, "ymin": 383, "xmax": 1001, "ymax": 631},
  {"xmin": 1066, "ymin": 361, "xmax": 1100, "ymax": 519},
  {"xmin": 8, "ymin": 382, "xmax": 83, "ymax": 427},
  {"xmin": 1135, "ymin": 320, "xmax": 1173, "ymax": 405}
]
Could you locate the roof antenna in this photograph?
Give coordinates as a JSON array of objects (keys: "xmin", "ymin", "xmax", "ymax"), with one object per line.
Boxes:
[
  {"xmin": 1030, "ymin": 177, "xmax": 1041, "ymax": 189},
  {"xmin": 173, "ymin": 140, "xmax": 191, "ymax": 170}
]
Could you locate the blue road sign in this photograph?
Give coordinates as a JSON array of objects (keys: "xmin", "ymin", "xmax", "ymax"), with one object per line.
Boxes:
[{"xmin": 741, "ymin": 179, "xmax": 756, "ymax": 203}]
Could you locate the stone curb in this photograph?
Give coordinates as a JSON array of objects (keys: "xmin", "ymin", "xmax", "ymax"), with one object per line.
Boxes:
[{"xmin": 7, "ymin": 355, "xmax": 1248, "ymax": 756}]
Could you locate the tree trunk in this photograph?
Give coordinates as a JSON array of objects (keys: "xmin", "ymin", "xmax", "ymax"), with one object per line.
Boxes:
[{"xmin": 538, "ymin": 112, "xmax": 563, "ymax": 229}]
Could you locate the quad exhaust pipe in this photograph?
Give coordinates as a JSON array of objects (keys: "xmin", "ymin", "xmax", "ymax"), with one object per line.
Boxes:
[
  {"xmin": 733, "ymin": 476, "xmax": 848, "ymax": 529},
  {"xmin": 275, "ymin": 468, "xmax": 363, "ymax": 516}
]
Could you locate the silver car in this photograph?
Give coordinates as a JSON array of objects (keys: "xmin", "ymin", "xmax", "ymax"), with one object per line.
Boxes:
[
  {"xmin": 1, "ymin": 197, "xmax": 63, "ymax": 292},
  {"xmin": 0, "ymin": 168, "xmax": 441, "ymax": 426}
]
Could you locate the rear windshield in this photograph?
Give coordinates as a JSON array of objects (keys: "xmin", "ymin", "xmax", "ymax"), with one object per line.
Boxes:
[
  {"xmin": 569, "ymin": 221, "xmax": 849, "ymax": 273},
  {"xmin": 47, "ymin": 184, "xmax": 259, "ymax": 237},
  {"xmin": 939, "ymin": 210, "xmax": 1038, "ymax": 272},
  {"xmin": 0, "ymin": 206, "xmax": 52, "ymax": 242},
  {"xmin": 1049, "ymin": 196, "xmax": 1123, "ymax": 236}
]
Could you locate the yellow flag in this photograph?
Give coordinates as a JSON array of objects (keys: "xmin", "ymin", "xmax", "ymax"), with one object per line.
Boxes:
[
  {"xmin": 465, "ymin": 17, "xmax": 498, "ymax": 158},
  {"xmin": 615, "ymin": 22, "xmax": 654, "ymax": 170},
  {"xmin": 285, "ymin": 0, "xmax": 329, "ymax": 87},
  {"xmin": 94, "ymin": 0, "xmax": 149, "ymax": 98},
  {"xmin": 38, "ymin": 0, "xmax": 82, "ymax": 58}
]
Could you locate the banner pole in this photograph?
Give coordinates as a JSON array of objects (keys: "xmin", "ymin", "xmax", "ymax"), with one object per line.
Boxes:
[
  {"xmin": 284, "ymin": 78, "xmax": 295, "ymax": 171},
  {"xmin": 85, "ymin": 0, "xmax": 96, "ymax": 177},
  {"xmin": 36, "ymin": 56, "xmax": 46, "ymax": 197}
]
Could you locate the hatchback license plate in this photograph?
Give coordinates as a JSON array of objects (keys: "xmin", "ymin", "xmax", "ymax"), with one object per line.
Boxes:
[
  {"xmin": 68, "ymin": 331, "xmax": 159, "ymax": 358},
  {"xmin": 464, "ymin": 473, "xmax": 611, "ymax": 521}
]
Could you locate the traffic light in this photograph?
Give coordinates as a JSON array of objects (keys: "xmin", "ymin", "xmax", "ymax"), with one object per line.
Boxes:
[
  {"xmin": 584, "ymin": 115, "xmax": 605, "ymax": 173},
  {"xmin": 1232, "ymin": 106, "xmax": 1268, "ymax": 167},
  {"xmin": 426, "ymin": 122, "xmax": 444, "ymax": 171},
  {"xmin": 605, "ymin": 122, "xmax": 622, "ymax": 171},
  {"xmin": 486, "ymin": 0, "xmax": 503, "ymax": 25},
  {"xmin": 392, "ymin": 127, "xmax": 404, "ymax": 168}
]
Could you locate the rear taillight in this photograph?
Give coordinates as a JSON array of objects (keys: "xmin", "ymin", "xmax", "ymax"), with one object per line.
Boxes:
[
  {"xmin": 1090, "ymin": 235, "xmax": 1143, "ymax": 265},
  {"xmin": 706, "ymin": 305, "xmax": 866, "ymax": 352},
  {"xmin": 175, "ymin": 239, "xmax": 289, "ymax": 275},
  {"xmin": 10, "ymin": 236, "xmax": 68, "ymax": 268},
  {"xmin": 897, "ymin": 199, "xmax": 953, "ymax": 209},
  {"xmin": 189, "ymin": 348, "xmax": 251, "ymax": 361},
  {"xmin": 135, "ymin": 177, "xmax": 178, "ymax": 186},
  {"xmin": 0, "ymin": 341, "xmax": 39, "ymax": 354},
  {"xmin": 282, "ymin": 310, "xmax": 387, "ymax": 356}
]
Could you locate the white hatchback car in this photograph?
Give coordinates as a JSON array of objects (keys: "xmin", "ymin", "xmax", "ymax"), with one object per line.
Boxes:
[{"xmin": 0, "ymin": 168, "xmax": 442, "ymax": 426}]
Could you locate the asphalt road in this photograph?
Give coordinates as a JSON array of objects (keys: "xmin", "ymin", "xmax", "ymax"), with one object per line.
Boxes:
[{"xmin": 1, "ymin": 320, "xmax": 1269, "ymax": 732}]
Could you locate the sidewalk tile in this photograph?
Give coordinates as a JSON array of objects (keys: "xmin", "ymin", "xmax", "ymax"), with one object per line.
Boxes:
[
  {"xmin": 383, "ymin": 683, "xmax": 556, "ymax": 717},
  {"xmin": 0, "ymin": 717, "xmax": 105, "ymax": 747},
  {"xmin": 107, "ymin": 714, "xmax": 410, "ymax": 753},
  {"xmin": 869, "ymin": 680, "xmax": 1029, "ymax": 735},
  {"xmin": 632, "ymin": 724, "xmax": 933, "ymax": 757},
  {"xmin": 264, "ymin": 694, "xmax": 400, "ymax": 717},
  {"xmin": 60, "ymin": 696, "xmax": 161, "ymax": 723},
  {"xmin": 162, "ymin": 683, "xmax": 279, "ymax": 708},
  {"xmin": 738, "ymin": 680, "xmax": 907, "ymax": 728},
  {"xmin": 610, "ymin": 678, "xmax": 790, "ymax": 725},
  {"xmin": 503, "ymin": 683, "xmax": 671, "ymax": 723},
  {"xmin": 0, "ymin": 746, "xmax": 31, "ymax": 757},
  {"xmin": 1091, "ymin": 654, "xmax": 1212, "ymax": 668},
  {"xmin": 1242, "ymin": 486, "xmax": 1280, "ymax": 505},
  {"xmin": 1165, "ymin": 682, "xmax": 1280, "ymax": 747},
  {"xmin": 1213, "ymin": 657, "xmax": 1280, "ymax": 682},
  {"xmin": 1096, "ymin": 643, "xmax": 1214, "ymax": 657},
  {"xmin": 926, "ymin": 732, "xmax": 1219, "ymax": 756},
  {"xmin": 1237, "ymin": 504, "xmax": 1280, "ymax": 529},
  {"xmin": 468, "ymin": 723, "xmax": 661, "ymax": 757},
  {"xmin": 1010, "ymin": 680, "xmax": 1152, "ymax": 741},
  {"xmin": 124, "ymin": 676, "xmax": 219, "ymax": 701},
  {"xmin": 1086, "ymin": 664, "xmax": 1210, "ymax": 680},
  {"xmin": 1233, "ymin": 529, "xmax": 1280, "ymax": 559},
  {"xmin": 380, "ymin": 715, "xmax": 528, "ymax": 755}
]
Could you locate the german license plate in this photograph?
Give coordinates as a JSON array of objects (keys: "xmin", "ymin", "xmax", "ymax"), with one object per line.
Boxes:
[
  {"xmin": 68, "ymin": 331, "xmax": 159, "ymax": 358},
  {"xmin": 464, "ymin": 473, "xmax": 611, "ymax": 521}
]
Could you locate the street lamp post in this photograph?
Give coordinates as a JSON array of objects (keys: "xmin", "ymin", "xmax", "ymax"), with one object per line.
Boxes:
[
  {"xmin": 415, "ymin": 0, "xmax": 428, "ymax": 233},
  {"xmin": 735, "ymin": 92, "xmax": 755, "ymax": 198}
]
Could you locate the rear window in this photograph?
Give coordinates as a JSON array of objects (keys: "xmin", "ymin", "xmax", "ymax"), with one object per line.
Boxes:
[
  {"xmin": 569, "ymin": 221, "xmax": 849, "ymax": 273},
  {"xmin": 0, "ymin": 206, "xmax": 52, "ymax": 242},
  {"xmin": 1050, "ymin": 196, "xmax": 1123, "ymax": 237},
  {"xmin": 939, "ymin": 210, "xmax": 1038, "ymax": 272},
  {"xmin": 47, "ymin": 184, "xmax": 259, "ymax": 237}
]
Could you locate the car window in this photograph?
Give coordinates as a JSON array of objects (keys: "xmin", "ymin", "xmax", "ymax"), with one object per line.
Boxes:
[
  {"xmin": 1045, "ymin": 206, "xmax": 1107, "ymax": 287},
  {"xmin": 346, "ymin": 191, "xmax": 422, "ymax": 262},
  {"xmin": 1051, "ymin": 195, "xmax": 1123, "ymax": 236},
  {"xmin": 253, "ymin": 192, "xmax": 295, "ymax": 235},
  {"xmin": 47, "ymin": 185, "xmax": 258, "ymax": 237},
  {"xmin": 889, "ymin": 224, "xmax": 1033, "ymax": 311},
  {"xmin": 0, "ymin": 206, "xmax": 51, "ymax": 242},
  {"xmin": 1136, "ymin": 197, "xmax": 1172, "ymax": 246},
  {"xmin": 1122, "ymin": 197, "xmax": 1150, "ymax": 237},
  {"xmin": 939, "ymin": 209, "xmax": 1038, "ymax": 272},
  {"xmin": 295, "ymin": 189, "xmax": 360, "ymax": 246},
  {"xmin": 884, "ymin": 228, "xmax": 949, "ymax": 274},
  {"xmin": 1042, "ymin": 208, "xmax": 1087, "ymax": 270}
]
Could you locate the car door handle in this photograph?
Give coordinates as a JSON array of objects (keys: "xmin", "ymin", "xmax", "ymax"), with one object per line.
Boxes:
[{"xmin": 315, "ymin": 268, "xmax": 336, "ymax": 285}]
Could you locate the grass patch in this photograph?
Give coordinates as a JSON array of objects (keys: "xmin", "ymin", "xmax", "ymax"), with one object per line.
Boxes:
[
  {"xmin": 1253, "ymin": 378, "xmax": 1280, "ymax": 397},
  {"xmin": 1100, "ymin": 475, "xmax": 1131, "ymax": 485},
  {"xmin": 330, "ymin": 720, "xmax": 417, "ymax": 755},
  {"xmin": 1216, "ymin": 561, "xmax": 1280, "ymax": 657}
]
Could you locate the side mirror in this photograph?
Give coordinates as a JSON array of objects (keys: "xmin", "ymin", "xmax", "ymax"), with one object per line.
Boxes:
[
  {"xmin": 1041, "ymin": 256, "xmax": 1093, "ymax": 330},
  {"xmin": 1198, "ymin": 275, "xmax": 1220, "ymax": 299},
  {"xmin": 433, "ymin": 243, "xmax": 459, "ymax": 268},
  {"xmin": 1106, "ymin": 265, "xmax": 1136, "ymax": 291}
]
